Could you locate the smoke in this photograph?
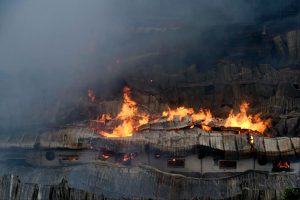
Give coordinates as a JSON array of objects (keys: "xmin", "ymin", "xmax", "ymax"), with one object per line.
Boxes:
[{"xmin": 0, "ymin": 0, "xmax": 298, "ymax": 131}]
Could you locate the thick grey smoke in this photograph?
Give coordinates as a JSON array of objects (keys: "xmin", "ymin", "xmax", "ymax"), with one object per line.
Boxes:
[{"xmin": 0, "ymin": 0, "xmax": 298, "ymax": 131}]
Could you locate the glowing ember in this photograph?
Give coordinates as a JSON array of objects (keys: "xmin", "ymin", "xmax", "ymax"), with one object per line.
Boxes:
[
  {"xmin": 277, "ymin": 161, "xmax": 290, "ymax": 169},
  {"xmin": 102, "ymin": 154, "xmax": 110, "ymax": 159},
  {"xmin": 96, "ymin": 114, "xmax": 112, "ymax": 123},
  {"xmin": 249, "ymin": 135, "xmax": 254, "ymax": 145},
  {"xmin": 122, "ymin": 154, "xmax": 130, "ymax": 162},
  {"xmin": 87, "ymin": 89, "xmax": 96, "ymax": 102},
  {"xmin": 99, "ymin": 87, "xmax": 149, "ymax": 138},
  {"xmin": 224, "ymin": 102, "xmax": 271, "ymax": 134}
]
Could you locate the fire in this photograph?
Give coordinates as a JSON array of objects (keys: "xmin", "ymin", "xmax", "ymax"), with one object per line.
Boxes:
[
  {"xmin": 201, "ymin": 125, "xmax": 212, "ymax": 132},
  {"xmin": 96, "ymin": 114, "xmax": 112, "ymax": 123},
  {"xmin": 92, "ymin": 89, "xmax": 271, "ymax": 137},
  {"xmin": 277, "ymin": 161, "xmax": 290, "ymax": 169},
  {"xmin": 249, "ymin": 135, "xmax": 254, "ymax": 145},
  {"xmin": 99, "ymin": 87, "xmax": 149, "ymax": 138},
  {"xmin": 162, "ymin": 107, "xmax": 194, "ymax": 121},
  {"xmin": 87, "ymin": 89, "xmax": 96, "ymax": 102},
  {"xmin": 102, "ymin": 154, "xmax": 110, "ymax": 159},
  {"xmin": 191, "ymin": 109, "xmax": 212, "ymax": 125},
  {"xmin": 224, "ymin": 102, "xmax": 271, "ymax": 134},
  {"xmin": 162, "ymin": 107, "xmax": 212, "ymax": 125},
  {"xmin": 122, "ymin": 154, "xmax": 131, "ymax": 162}
]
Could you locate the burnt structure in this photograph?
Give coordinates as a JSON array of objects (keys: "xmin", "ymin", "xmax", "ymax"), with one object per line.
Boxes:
[{"xmin": 0, "ymin": 120, "xmax": 299, "ymax": 199}]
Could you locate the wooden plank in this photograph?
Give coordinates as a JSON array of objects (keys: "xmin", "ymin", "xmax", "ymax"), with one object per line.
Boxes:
[
  {"xmin": 223, "ymin": 134, "xmax": 237, "ymax": 152},
  {"xmin": 223, "ymin": 133, "xmax": 238, "ymax": 159},
  {"xmin": 264, "ymin": 138, "xmax": 280, "ymax": 157},
  {"xmin": 198, "ymin": 133, "xmax": 210, "ymax": 148},
  {"xmin": 291, "ymin": 137, "xmax": 300, "ymax": 154},
  {"xmin": 277, "ymin": 137, "xmax": 295, "ymax": 157},
  {"xmin": 209, "ymin": 132, "xmax": 223, "ymax": 151},
  {"xmin": 235, "ymin": 134, "xmax": 251, "ymax": 155},
  {"xmin": 139, "ymin": 117, "xmax": 192, "ymax": 131},
  {"xmin": 253, "ymin": 135, "xmax": 265, "ymax": 153}
]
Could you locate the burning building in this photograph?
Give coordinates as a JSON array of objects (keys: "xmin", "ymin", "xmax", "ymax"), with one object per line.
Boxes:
[
  {"xmin": 0, "ymin": 0, "xmax": 300, "ymax": 199},
  {"xmin": 0, "ymin": 86, "xmax": 299, "ymax": 199}
]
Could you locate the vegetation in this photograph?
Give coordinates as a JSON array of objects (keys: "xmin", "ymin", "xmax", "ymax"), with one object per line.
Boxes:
[{"xmin": 282, "ymin": 187, "xmax": 300, "ymax": 200}]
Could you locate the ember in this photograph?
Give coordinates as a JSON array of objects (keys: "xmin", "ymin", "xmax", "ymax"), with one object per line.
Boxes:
[
  {"xmin": 273, "ymin": 161, "xmax": 291, "ymax": 172},
  {"xmin": 277, "ymin": 161, "xmax": 290, "ymax": 169},
  {"xmin": 224, "ymin": 102, "xmax": 271, "ymax": 134},
  {"xmin": 167, "ymin": 157, "xmax": 185, "ymax": 167},
  {"xmin": 96, "ymin": 114, "xmax": 112, "ymax": 123},
  {"xmin": 102, "ymin": 154, "xmax": 110, "ymax": 159}
]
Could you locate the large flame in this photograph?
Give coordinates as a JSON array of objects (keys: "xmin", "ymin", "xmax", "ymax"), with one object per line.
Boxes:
[
  {"xmin": 94, "ymin": 89, "xmax": 271, "ymax": 137},
  {"xmin": 224, "ymin": 102, "xmax": 271, "ymax": 133},
  {"xmin": 99, "ymin": 87, "xmax": 149, "ymax": 138},
  {"xmin": 162, "ymin": 107, "xmax": 194, "ymax": 121},
  {"xmin": 162, "ymin": 107, "xmax": 212, "ymax": 126}
]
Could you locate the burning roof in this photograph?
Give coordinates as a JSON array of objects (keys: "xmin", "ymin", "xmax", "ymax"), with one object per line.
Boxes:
[{"xmin": 90, "ymin": 87, "xmax": 271, "ymax": 138}]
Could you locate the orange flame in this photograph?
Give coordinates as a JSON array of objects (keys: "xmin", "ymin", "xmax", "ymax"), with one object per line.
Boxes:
[
  {"xmin": 224, "ymin": 102, "xmax": 271, "ymax": 134},
  {"xmin": 162, "ymin": 107, "xmax": 194, "ymax": 121},
  {"xmin": 87, "ymin": 89, "xmax": 96, "ymax": 102},
  {"xmin": 201, "ymin": 124, "xmax": 212, "ymax": 132},
  {"xmin": 192, "ymin": 109, "xmax": 213, "ymax": 125},
  {"xmin": 96, "ymin": 114, "xmax": 112, "ymax": 123},
  {"xmin": 99, "ymin": 87, "xmax": 149, "ymax": 138},
  {"xmin": 162, "ymin": 107, "xmax": 212, "ymax": 125}
]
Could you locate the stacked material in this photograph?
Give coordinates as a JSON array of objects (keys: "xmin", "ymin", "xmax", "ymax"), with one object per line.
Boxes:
[
  {"xmin": 0, "ymin": 163, "xmax": 299, "ymax": 199},
  {"xmin": 0, "ymin": 125, "xmax": 299, "ymax": 159}
]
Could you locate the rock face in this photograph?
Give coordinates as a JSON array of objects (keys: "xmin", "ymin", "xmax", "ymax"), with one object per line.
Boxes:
[
  {"xmin": 273, "ymin": 30, "xmax": 300, "ymax": 64},
  {"xmin": 0, "ymin": 164, "xmax": 299, "ymax": 200}
]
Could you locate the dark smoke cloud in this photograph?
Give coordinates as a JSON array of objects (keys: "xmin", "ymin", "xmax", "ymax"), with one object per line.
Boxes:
[{"xmin": 0, "ymin": 0, "xmax": 298, "ymax": 131}]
